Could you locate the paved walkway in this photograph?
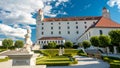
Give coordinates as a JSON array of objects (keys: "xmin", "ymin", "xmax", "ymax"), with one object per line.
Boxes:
[{"xmin": 47, "ymin": 56, "xmax": 110, "ymax": 68}]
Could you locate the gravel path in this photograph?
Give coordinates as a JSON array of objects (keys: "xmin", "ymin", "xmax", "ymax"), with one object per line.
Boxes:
[{"xmin": 47, "ymin": 56, "xmax": 110, "ymax": 68}]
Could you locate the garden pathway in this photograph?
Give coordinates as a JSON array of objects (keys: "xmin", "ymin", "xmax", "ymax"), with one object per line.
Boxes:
[{"xmin": 47, "ymin": 56, "xmax": 110, "ymax": 68}]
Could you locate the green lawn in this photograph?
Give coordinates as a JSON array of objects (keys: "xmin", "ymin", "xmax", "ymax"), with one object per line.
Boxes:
[
  {"xmin": 34, "ymin": 49, "xmax": 83, "ymax": 57},
  {"xmin": 0, "ymin": 57, "xmax": 9, "ymax": 62},
  {"xmin": 36, "ymin": 56, "xmax": 78, "ymax": 66}
]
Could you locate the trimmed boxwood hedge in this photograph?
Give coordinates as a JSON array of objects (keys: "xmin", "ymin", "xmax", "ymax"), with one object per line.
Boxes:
[
  {"xmin": 36, "ymin": 56, "xmax": 78, "ymax": 66},
  {"xmin": 102, "ymin": 56, "xmax": 120, "ymax": 68},
  {"xmin": 110, "ymin": 63, "xmax": 120, "ymax": 68},
  {"xmin": 34, "ymin": 49, "xmax": 81, "ymax": 57}
]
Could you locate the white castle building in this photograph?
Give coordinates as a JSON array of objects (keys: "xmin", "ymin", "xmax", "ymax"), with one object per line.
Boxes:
[{"xmin": 36, "ymin": 7, "xmax": 120, "ymax": 48}]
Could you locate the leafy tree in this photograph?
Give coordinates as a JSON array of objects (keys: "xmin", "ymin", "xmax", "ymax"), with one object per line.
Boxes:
[
  {"xmin": 14, "ymin": 40, "xmax": 24, "ymax": 48},
  {"xmin": 90, "ymin": 36, "xmax": 100, "ymax": 47},
  {"xmin": 82, "ymin": 40, "xmax": 91, "ymax": 48},
  {"xmin": 109, "ymin": 30, "xmax": 120, "ymax": 46},
  {"xmin": 48, "ymin": 42, "xmax": 57, "ymax": 48},
  {"xmin": 64, "ymin": 41, "xmax": 73, "ymax": 48},
  {"xmin": 2, "ymin": 38, "xmax": 13, "ymax": 49},
  {"xmin": 99, "ymin": 35, "xmax": 111, "ymax": 47}
]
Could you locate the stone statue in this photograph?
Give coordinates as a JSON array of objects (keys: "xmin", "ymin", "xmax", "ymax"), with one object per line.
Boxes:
[
  {"xmin": 24, "ymin": 27, "xmax": 33, "ymax": 51},
  {"xmin": 37, "ymin": 9, "xmax": 44, "ymax": 21}
]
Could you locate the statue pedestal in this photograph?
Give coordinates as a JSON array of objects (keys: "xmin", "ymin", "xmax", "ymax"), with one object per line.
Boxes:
[
  {"xmin": 8, "ymin": 49, "xmax": 37, "ymax": 66},
  {"xmin": 9, "ymin": 54, "xmax": 33, "ymax": 66}
]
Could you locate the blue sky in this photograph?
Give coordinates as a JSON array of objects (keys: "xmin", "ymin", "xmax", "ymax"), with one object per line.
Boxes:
[{"xmin": 0, "ymin": 0, "xmax": 120, "ymax": 43}]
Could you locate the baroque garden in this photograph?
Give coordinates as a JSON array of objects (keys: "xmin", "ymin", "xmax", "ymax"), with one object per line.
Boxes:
[{"xmin": 0, "ymin": 8, "xmax": 120, "ymax": 68}]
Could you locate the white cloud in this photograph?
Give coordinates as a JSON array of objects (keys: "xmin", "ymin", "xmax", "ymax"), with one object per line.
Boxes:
[
  {"xmin": 0, "ymin": 24, "xmax": 27, "ymax": 39},
  {"xmin": 55, "ymin": 0, "xmax": 69, "ymax": 7},
  {"xmin": 0, "ymin": 0, "xmax": 69, "ymax": 25},
  {"xmin": 107, "ymin": 0, "xmax": 120, "ymax": 9},
  {"xmin": 0, "ymin": 0, "xmax": 69, "ymax": 40}
]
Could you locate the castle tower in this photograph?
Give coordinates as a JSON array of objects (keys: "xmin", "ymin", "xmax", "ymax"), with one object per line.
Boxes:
[
  {"xmin": 36, "ymin": 9, "xmax": 44, "ymax": 42},
  {"xmin": 102, "ymin": 7, "xmax": 110, "ymax": 19}
]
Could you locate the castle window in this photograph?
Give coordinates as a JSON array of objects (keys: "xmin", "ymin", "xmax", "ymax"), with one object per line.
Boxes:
[
  {"xmin": 85, "ymin": 26, "xmax": 87, "ymax": 29},
  {"xmin": 41, "ymin": 32, "xmax": 44, "ymax": 35},
  {"xmin": 68, "ymin": 31, "xmax": 70, "ymax": 34},
  {"xmin": 42, "ymin": 23, "xmax": 44, "ymax": 25},
  {"xmin": 42, "ymin": 27, "xmax": 44, "ymax": 30},
  {"xmin": 99, "ymin": 30, "xmax": 103, "ymax": 35},
  {"xmin": 59, "ymin": 26, "xmax": 61, "ymax": 29},
  {"xmin": 76, "ymin": 22, "xmax": 78, "ymax": 24},
  {"xmin": 84, "ymin": 22, "xmax": 87, "ymax": 24},
  {"xmin": 59, "ymin": 22, "xmax": 61, "ymax": 25},
  {"xmin": 59, "ymin": 31, "xmax": 61, "ymax": 34},
  {"xmin": 44, "ymin": 41, "xmax": 46, "ymax": 44},
  {"xmin": 76, "ymin": 31, "xmax": 79, "ymax": 34},
  {"xmin": 51, "ymin": 23, "xmax": 53, "ymax": 25},
  {"xmin": 51, "ymin": 27, "xmax": 53, "ymax": 30},
  {"xmin": 67, "ymin": 26, "xmax": 70, "ymax": 29},
  {"xmin": 76, "ymin": 26, "xmax": 78, "ymax": 29},
  {"xmin": 58, "ymin": 41, "xmax": 60, "ymax": 43},
  {"xmin": 51, "ymin": 31, "xmax": 53, "ymax": 34},
  {"xmin": 41, "ymin": 41, "xmax": 43, "ymax": 44},
  {"xmin": 67, "ymin": 22, "xmax": 69, "ymax": 24}
]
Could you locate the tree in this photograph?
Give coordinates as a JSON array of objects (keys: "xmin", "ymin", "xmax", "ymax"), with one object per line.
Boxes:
[
  {"xmin": 64, "ymin": 41, "xmax": 73, "ymax": 48},
  {"xmin": 99, "ymin": 35, "xmax": 111, "ymax": 47},
  {"xmin": 2, "ymin": 38, "xmax": 13, "ymax": 49},
  {"xmin": 90, "ymin": 36, "xmax": 100, "ymax": 47},
  {"xmin": 14, "ymin": 40, "xmax": 24, "ymax": 48},
  {"xmin": 109, "ymin": 30, "xmax": 120, "ymax": 46},
  {"xmin": 48, "ymin": 42, "xmax": 57, "ymax": 48},
  {"xmin": 99, "ymin": 35, "xmax": 111, "ymax": 53},
  {"xmin": 82, "ymin": 40, "xmax": 91, "ymax": 49}
]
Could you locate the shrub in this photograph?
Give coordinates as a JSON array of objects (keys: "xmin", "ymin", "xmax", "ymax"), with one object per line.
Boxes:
[
  {"xmin": 40, "ymin": 49, "xmax": 59, "ymax": 57},
  {"xmin": 14, "ymin": 40, "xmax": 24, "ymax": 48},
  {"xmin": 36, "ymin": 56, "xmax": 78, "ymax": 66},
  {"xmin": 90, "ymin": 36, "xmax": 100, "ymax": 47},
  {"xmin": 2, "ymin": 38, "xmax": 13, "ymax": 49},
  {"xmin": 48, "ymin": 42, "xmax": 57, "ymax": 48},
  {"xmin": 110, "ymin": 63, "xmax": 120, "ymax": 68},
  {"xmin": 37, "ymin": 49, "xmax": 79, "ymax": 57},
  {"xmin": 102, "ymin": 56, "xmax": 120, "ymax": 68},
  {"xmin": 64, "ymin": 41, "xmax": 73, "ymax": 48},
  {"xmin": 82, "ymin": 40, "xmax": 91, "ymax": 48},
  {"xmin": 99, "ymin": 35, "xmax": 111, "ymax": 47}
]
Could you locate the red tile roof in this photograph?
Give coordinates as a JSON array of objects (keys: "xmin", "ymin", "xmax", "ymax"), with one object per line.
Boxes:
[
  {"xmin": 95, "ymin": 17, "xmax": 120, "ymax": 28},
  {"xmin": 43, "ymin": 16, "xmax": 101, "ymax": 22},
  {"xmin": 38, "ymin": 37, "xmax": 64, "ymax": 40}
]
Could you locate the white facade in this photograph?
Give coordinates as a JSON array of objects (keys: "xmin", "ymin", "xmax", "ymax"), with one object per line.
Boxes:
[
  {"xmin": 36, "ymin": 7, "xmax": 120, "ymax": 46},
  {"xmin": 37, "ymin": 20, "xmax": 97, "ymax": 43},
  {"xmin": 77, "ymin": 28, "xmax": 120, "ymax": 43}
]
